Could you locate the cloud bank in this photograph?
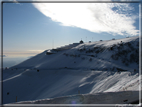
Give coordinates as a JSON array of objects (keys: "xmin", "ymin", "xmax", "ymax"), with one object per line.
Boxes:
[{"xmin": 33, "ymin": 3, "xmax": 139, "ymax": 36}]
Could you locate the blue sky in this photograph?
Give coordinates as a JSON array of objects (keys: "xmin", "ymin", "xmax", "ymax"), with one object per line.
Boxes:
[{"xmin": 2, "ymin": 2, "xmax": 140, "ymax": 57}]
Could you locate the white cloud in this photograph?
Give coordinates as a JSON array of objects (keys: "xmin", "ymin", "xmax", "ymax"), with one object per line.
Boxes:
[{"xmin": 33, "ymin": 3, "xmax": 139, "ymax": 36}]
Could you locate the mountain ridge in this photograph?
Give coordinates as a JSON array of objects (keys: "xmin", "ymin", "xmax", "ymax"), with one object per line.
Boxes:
[{"xmin": 11, "ymin": 36, "xmax": 139, "ymax": 71}]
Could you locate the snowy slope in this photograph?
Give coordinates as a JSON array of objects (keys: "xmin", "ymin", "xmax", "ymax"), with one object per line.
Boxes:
[{"xmin": 2, "ymin": 36, "xmax": 141, "ymax": 104}]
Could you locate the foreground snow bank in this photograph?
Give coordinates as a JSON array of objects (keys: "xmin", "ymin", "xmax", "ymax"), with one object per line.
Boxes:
[
  {"xmin": 3, "ymin": 69, "xmax": 140, "ymax": 104},
  {"xmin": 12, "ymin": 91, "xmax": 139, "ymax": 104}
]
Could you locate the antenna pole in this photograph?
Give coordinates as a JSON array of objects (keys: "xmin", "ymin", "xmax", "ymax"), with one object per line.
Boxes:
[
  {"xmin": 53, "ymin": 39, "xmax": 54, "ymax": 49},
  {"xmin": 52, "ymin": 39, "xmax": 54, "ymax": 49}
]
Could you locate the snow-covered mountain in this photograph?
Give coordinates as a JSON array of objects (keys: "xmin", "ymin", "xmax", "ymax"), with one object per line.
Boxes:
[{"xmin": 2, "ymin": 36, "xmax": 141, "ymax": 104}]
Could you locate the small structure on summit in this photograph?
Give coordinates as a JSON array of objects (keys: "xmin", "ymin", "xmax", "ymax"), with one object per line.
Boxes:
[
  {"xmin": 80, "ymin": 40, "xmax": 84, "ymax": 44},
  {"xmin": 46, "ymin": 49, "xmax": 56, "ymax": 55}
]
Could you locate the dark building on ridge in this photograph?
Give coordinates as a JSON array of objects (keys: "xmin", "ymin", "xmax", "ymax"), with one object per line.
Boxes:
[{"xmin": 80, "ymin": 40, "xmax": 84, "ymax": 44}]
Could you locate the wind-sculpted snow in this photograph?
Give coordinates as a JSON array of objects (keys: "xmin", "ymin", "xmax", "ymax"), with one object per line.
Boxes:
[
  {"xmin": 3, "ymin": 69, "xmax": 140, "ymax": 104},
  {"xmin": 3, "ymin": 36, "xmax": 140, "ymax": 104}
]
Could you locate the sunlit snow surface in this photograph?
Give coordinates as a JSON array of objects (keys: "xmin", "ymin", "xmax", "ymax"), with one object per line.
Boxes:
[{"xmin": 2, "ymin": 36, "xmax": 141, "ymax": 104}]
